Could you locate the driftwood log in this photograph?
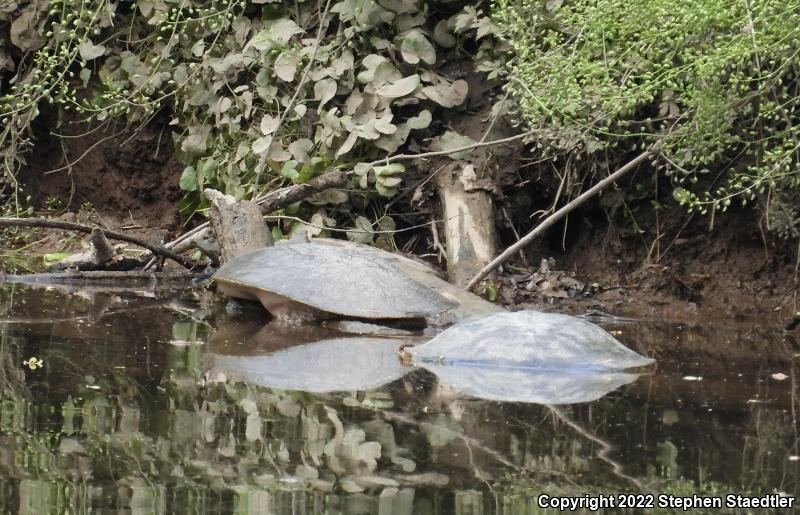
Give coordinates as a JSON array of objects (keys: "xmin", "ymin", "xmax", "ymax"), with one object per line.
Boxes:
[
  {"xmin": 0, "ymin": 217, "xmax": 196, "ymax": 270},
  {"xmin": 435, "ymin": 162, "xmax": 498, "ymax": 288},
  {"xmin": 205, "ymin": 189, "xmax": 274, "ymax": 263}
]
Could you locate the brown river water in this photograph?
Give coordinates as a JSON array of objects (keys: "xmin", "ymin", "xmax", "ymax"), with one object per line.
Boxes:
[{"xmin": 0, "ymin": 284, "xmax": 798, "ymax": 514}]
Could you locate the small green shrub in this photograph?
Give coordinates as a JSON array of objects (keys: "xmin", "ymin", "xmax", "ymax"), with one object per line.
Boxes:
[{"xmin": 494, "ymin": 0, "xmax": 800, "ymax": 235}]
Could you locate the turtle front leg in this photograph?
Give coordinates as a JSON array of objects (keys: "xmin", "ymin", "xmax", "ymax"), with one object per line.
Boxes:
[{"xmin": 254, "ymin": 292, "xmax": 330, "ymax": 324}]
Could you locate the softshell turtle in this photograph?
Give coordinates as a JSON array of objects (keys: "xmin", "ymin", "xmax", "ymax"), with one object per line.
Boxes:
[
  {"xmin": 213, "ymin": 238, "xmax": 501, "ymax": 324},
  {"xmin": 406, "ymin": 310, "xmax": 654, "ymax": 372}
]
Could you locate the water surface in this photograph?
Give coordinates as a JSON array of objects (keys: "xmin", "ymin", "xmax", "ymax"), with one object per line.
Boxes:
[{"xmin": 0, "ymin": 285, "xmax": 798, "ymax": 514}]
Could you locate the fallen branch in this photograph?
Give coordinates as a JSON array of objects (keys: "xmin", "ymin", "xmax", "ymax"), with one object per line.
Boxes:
[
  {"xmin": 142, "ymin": 172, "xmax": 349, "ymax": 270},
  {"xmin": 464, "ymin": 147, "xmax": 659, "ymax": 291},
  {"xmin": 259, "ymin": 170, "xmax": 349, "ymax": 213},
  {"xmin": 0, "ymin": 218, "xmax": 197, "ymax": 270}
]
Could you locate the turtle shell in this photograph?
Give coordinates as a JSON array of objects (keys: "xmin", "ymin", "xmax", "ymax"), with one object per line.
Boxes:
[
  {"xmin": 409, "ymin": 310, "xmax": 654, "ymax": 371},
  {"xmin": 214, "ymin": 241, "xmax": 457, "ymax": 320}
]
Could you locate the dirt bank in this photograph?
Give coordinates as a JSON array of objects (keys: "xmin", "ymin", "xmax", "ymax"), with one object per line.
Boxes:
[
  {"xmin": 20, "ymin": 111, "xmax": 183, "ymax": 239},
  {"xmin": 504, "ymin": 178, "xmax": 798, "ymax": 327}
]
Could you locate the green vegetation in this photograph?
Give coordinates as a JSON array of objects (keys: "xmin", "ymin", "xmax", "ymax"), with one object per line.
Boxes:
[
  {"xmin": 1, "ymin": 0, "xmax": 497, "ymax": 233},
  {"xmin": 4, "ymin": 0, "xmax": 800, "ymax": 243},
  {"xmin": 493, "ymin": 0, "xmax": 800, "ymax": 236}
]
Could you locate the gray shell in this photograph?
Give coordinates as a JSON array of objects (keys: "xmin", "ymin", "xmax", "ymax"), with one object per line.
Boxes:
[
  {"xmin": 206, "ymin": 337, "xmax": 413, "ymax": 393},
  {"xmin": 410, "ymin": 310, "xmax": 654, "ymax": 371},
  {"xmin": 214, "ymin": 239, "xmax": 499, "ymax": 321}
]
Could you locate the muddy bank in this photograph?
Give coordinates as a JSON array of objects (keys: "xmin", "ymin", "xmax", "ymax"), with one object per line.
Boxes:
[
  {"xmin": 20, "ymin": 112, "xmax": 183, "ymax": 238},
  {"xmin": 507, "ymin": 199, "xmax": 798, "ymax": 326}
]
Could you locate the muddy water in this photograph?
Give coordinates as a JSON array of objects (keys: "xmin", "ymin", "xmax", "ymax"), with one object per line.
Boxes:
[{"xmin": 0, "ymin": 285, "xmax": 798, "ymax": 514}]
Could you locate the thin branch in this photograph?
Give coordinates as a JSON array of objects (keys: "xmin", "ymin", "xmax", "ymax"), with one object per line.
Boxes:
[
  {"xmin": 0, "ymin": 218, "xmax": 196, "ymax": 270},
  {"xmin": 380, "ymin": 130, "xmax": 533, "ymax": 164},
  {"xmin": 548, "ymin": 405, "xmax": 643, "ymax": 488},
  {"xmin": 464, "ymin": 146, "xmax": 660, "ymax": 291},
  {"xmin": 264, "ymin": 212, "xmax": 463, "ymax": 235}
]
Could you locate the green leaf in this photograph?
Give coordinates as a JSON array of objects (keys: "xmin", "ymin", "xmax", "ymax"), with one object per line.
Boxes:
[
  {"xmin": 179, "ymin": 166, "xmax": 198, "ymax": 192},
  {"xmin": 10, "ymin": 10, "xmax": 45, "ymax": 51},
  {"xmin": 433, "ymin": 20, "xmax": 456, "ymax": 48},
  {"xmin": 336, "ymin": 132, "xmax": 359, "ymax": 157},
  {"xmin": 346, "ymin": 216, "xmax": 374, "ymax": 244},
  {"xmin": 400, "ymin": 30, "xmax": 436, "ymax": 65},
  {"xmin": 378, "ymin": 0, "xmax": 419, "ymax": 14},
  {"xmin": 421, "ymin": 79, "xmax": 468, "ymax": 107},
  {"xmin": 376, "ymin": 75, "xmax": 420, "ymax": 98},
  {"xmin": 373, "ymin": 163, "xmax": 405, "ymax": 197},
  {"xmin": 274, "ymin": 49, "xmax": 300, "ymax": 82},
  {"xmin": 314, "ymin": 78, "xmax": 338, "ymax": 111},
  {"xmin": 251, "ymin": 136, "xmax": 272, "ymax": 155},
  {"xmin": 431, "ymin": 131, "xmax": 476, "ymax": 159},
  {"xmin": 451, "ymin": 6, "xmax": 478, "ymax": 33},
  {"xmin": 260, "ymin": 114, "xmax": 279, "ymax": 135},
  {"xmin": 281, "ymin": 160, "xmax": 299, "ymax": 181},
  {"xmin": 288, "ymin": 139, "xmax": 314, "ymax": 163},
  {"xmin": 79, "ymin": 68, "xmax": 91, "ymax": 87},
  {"xmin": 480, "ymin": 282, "xmax": 498, "ymax": 301},
  {"xmin": 269, "ymin": 18, "xmax": 302, "ymax": 43},
  {"xmin": 407, "ymin": 110, "xmax": 432, "ymax": 129},
  {"xmin": 43, "ymin": 253, "xmax": 72, "ymax": 267},
  {"xmin": 79, "ymin": 40, "xmax": 106, "ymax": 61},
  {"xmin": 191, "ymin": 40, "xmax": 205, "ymax": 57},
  {"xmin": 475, "ymin": 17, "xmax": 495, "ymax": 40},
  {"xmin": 357, "ymin": 54, "xmax": 388, "ymax": 83},
  {"xmin": 248, "ymin": 29, "xmax": 278, "ymax": 52},
  {"xmin": 373, "ymin": 163, "xmax": 405, "ymax": 177}
]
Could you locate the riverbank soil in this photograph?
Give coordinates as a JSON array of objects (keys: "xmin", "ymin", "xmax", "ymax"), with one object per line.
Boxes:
[
  {"xmin": 506, "ymin": 180, "xmax": 798, "ymax": 327},
  {"xmin": 14, "ymin": 116, "xmax": 799, "ymax": 330},
  {"xmin": 18, "ymin": 113, "xmax": 183, "ymax": 246}
]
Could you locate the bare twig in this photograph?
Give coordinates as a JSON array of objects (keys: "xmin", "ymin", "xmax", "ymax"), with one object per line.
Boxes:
[
  {"xmin": 465, "ymin": 146, "xmax": 659, "ymax": 291},
  {"xmin": 44, "ymin": 133, "xmax": 122, "ymax": 175},
  {"xmin": 383, "ymin": 130, "xmax": 533, "ymax": 164},
  {"xmin": 549, "ymin": 405, "xmax": 643, "ymax": 488},
  {"xmin": 0, "ymin": 217, "xmax": 196, "ymax": 270}
]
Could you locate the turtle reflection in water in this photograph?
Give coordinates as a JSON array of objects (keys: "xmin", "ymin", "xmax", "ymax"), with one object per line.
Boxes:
[
  {"xmin": 207, "ymin": 313, "xmax": 651, "ymax": 404},
  {"xmin": 212, "ymin": 238, "xmax": 500, "ymax": 326}
]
